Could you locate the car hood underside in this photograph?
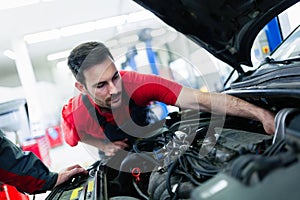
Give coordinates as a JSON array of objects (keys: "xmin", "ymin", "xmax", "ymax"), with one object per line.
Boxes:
[{"xmin": 132, "ymin": 0, "xmax": 299, "ymax": 73}]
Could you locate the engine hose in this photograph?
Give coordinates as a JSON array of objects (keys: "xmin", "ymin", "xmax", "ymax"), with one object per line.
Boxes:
[
  {"xmin": 148, "ymin": 170, "xmax": 167, "ymax": 199},
  {"xmin": 273, "ymin": 108, "xmax": 299, "ymax": 144},
  {"xmin": 263, "ymin": 139, "xmax": 286, "ymax": 157},
  {"xmin": 132, "ymin": 179, "xmax": 149, "ymax": 200},
  {"xmin": 166, "ymin": 159, "xmax": 180, "ymax": 198}
]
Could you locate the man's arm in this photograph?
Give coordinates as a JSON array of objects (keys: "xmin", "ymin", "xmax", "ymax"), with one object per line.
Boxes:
[
  {"xmin": 0, "ymin": 131, "xmax": 57, "ymax": 194},
  {"xmin": 175, "ymin": 87, "xmax": 275, "ymax": 134},
  {"xmin": 0, "ymin": 131, "xmax": 87, "ymax": 194}
]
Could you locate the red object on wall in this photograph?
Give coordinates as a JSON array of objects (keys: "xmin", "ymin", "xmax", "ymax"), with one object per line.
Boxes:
[
  {"xmin": 45, "ymin": 126, "xmax": 64, "ymax": 148},
  {"xmin": 0, "ymin": 184, "xmax": 30, "ymax": 200},
  {"xmin": 22, "ymin": 135, "xmax": 51, "ymax": 167}
]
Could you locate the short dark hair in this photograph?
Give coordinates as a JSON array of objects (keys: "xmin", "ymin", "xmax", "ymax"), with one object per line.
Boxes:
[{"xmin": 67, "ymin": 41, "xmax": 114, "ymax": 84}]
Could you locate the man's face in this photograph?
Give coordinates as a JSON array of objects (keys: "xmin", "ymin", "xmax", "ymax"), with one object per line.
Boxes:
[{"xmin": 77, "ymin": 58, "xmax": 123, "ymax": 110}]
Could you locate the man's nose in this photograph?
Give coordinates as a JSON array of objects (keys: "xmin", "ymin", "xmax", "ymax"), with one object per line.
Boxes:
[{"xmin": 108, "ymin": 81, "xmax": 118, "ymax": 94}]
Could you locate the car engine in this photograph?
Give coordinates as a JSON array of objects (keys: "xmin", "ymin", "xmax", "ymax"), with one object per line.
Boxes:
[{"xmin": 46, "ymin": 106, "xmax": 300, "ymax": 200}]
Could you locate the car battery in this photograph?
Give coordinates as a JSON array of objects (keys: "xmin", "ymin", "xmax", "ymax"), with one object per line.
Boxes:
[
  {"xmin": 46, "ymin": 155, "xmax": 152, "ymax": 200},
  {"xmin": 22, "ymin": 135, "xmax": 51, "ymax": 167},
  {"xmin": 46, "ymin": 161, "xmax": 108, "ymax": 200}
]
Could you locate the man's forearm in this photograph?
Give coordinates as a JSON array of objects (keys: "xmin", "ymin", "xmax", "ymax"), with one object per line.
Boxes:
[
  {"xmin": 177, "ymin": 87, "xmax": 265, "ymax": 119},
  {"xmin": 204, "ymin": 92, "xmax": 268, "ymax": 121},
  {"xmin": 176, "ymin": 87, "xmax": 275, "ymax": 134}
]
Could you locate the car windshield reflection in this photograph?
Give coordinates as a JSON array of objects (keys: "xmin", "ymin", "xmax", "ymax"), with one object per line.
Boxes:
[{"xmin": 269, "ymin": 25, "xmax": 300, "ymax": 61}]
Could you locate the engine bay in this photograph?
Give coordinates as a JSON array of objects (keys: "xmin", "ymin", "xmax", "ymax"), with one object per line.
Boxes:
[{"xmin": 46, "ymin": 104, "xmax": 300, "ymax": 200}]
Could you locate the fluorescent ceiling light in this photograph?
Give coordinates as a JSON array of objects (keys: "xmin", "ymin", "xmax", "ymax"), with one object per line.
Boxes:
[
  {"xmin": 47, "ymin": 50, "xmax": 71, "ymax": 61},
  {"xmin": 60, "ymin": 22, "xmax": 95, "ymax": 37},
  {"xmin": 3, "ymin": 50, "xmax": 16, "ymax": 60},
  {"xmin": 24, "ymin": 11, "xmax": 156, "ymax": 45},
  {"xmin": 95, "ymin": 15, "xmax": 126, "ymax": 29},
  {"xmin": 24, "ymin": 29, "xmax": 60, "ymax": 44},
  {"xmin": 151, "ymin": 28, "xmax": 167, "ymax": 37},
  {"xmin": 119, "ymin": 35, "xmax": 139, "ymax": 44}
]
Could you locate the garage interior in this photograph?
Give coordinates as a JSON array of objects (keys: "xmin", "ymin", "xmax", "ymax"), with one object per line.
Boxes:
[{"xmin": 0, "ymin": 1, "xmax": 299, "ymax": 199}]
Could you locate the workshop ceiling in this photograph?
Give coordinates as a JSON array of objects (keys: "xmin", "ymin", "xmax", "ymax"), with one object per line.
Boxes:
[{"xmin": 0, "ymin": 0, "xmax": 168, "ymax": 83}]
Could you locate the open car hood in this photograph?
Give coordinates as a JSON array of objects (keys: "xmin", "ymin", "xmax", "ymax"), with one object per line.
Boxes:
[{"xmin": 132, "ymin": 0, "xmax": 299, "ymax": 73}]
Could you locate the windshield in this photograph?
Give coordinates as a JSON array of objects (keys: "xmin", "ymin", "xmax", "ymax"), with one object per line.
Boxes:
[{"xmin": 270, "ymin": 25, "xmax": 300, "ymax": 61}]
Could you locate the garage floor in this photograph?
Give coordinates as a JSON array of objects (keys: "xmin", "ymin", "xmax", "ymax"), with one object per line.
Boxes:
[{"xmin": 29, "ymin": 142, "xmax": 98, "ymax": 200}]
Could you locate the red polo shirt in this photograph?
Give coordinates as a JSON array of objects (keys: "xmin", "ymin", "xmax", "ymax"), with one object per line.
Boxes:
[{"xmin": 61, "ymin": 70, "xmax": 182, "ymax": 146}]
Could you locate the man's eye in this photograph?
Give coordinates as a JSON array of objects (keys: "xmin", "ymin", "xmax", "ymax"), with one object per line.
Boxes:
[
  {"xmin": 113, "ymin": 74, "xmax": 120, "ymax": 80},
  {"xmin": 96, "ymin": 83, "xmax": 105, "ymax": 88}
]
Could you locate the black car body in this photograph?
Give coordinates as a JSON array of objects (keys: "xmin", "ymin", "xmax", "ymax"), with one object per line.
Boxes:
[{"xmin": 46, "ymin": 1, "xmax": 300, "ymax": 199}]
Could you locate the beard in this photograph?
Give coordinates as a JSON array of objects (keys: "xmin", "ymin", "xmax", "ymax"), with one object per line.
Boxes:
[{"xmin": 104, "ymin": 92, "xmax": 122, "ymax": 109}]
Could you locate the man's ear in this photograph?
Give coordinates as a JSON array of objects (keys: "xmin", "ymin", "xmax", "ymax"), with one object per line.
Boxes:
[{"xmin": 75, "ymin": 81, "xmax": 88, "ymax": 95}]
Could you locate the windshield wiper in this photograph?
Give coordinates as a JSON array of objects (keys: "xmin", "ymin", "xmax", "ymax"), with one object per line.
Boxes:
[{"xmin": 265, "ymin": 56, "xmax": 300, "ymax": 65}]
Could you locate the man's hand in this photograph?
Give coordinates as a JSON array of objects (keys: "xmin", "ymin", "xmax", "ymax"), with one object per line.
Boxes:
[
  {"xmin": 258, "ymin": 109, "xmax": 276, "ymax": 135},
  {"xmin": 101, "ymin": 139, "xmax": 129, "ymax": 156},
  {"xmin": 54, "ymin": 164, "xmax": 88, "ymax": 188}
]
